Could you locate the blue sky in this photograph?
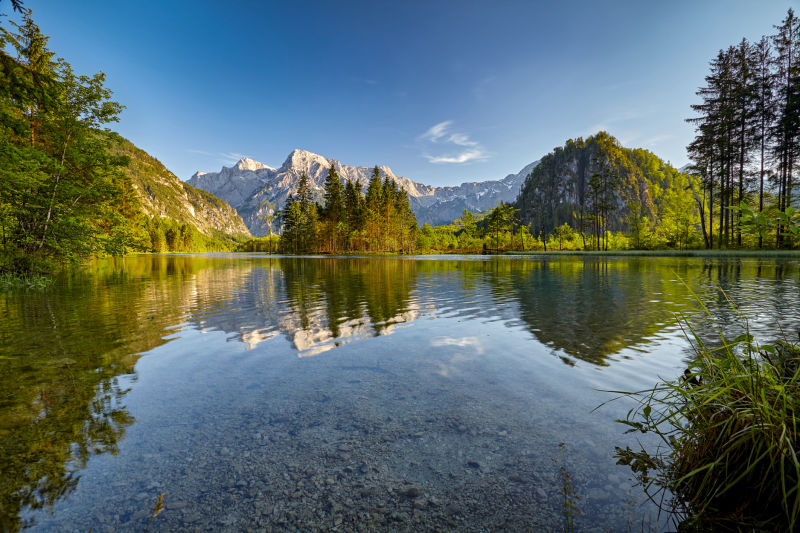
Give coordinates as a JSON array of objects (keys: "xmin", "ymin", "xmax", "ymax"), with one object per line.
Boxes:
[{"xmin": 14, "ymin": 0, "xmax": 799, "ymax": 186}]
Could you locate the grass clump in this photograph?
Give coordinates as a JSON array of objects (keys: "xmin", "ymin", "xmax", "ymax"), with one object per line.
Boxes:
[
  {"xmin": 0, "ymin": 271, "xmax": 53, "ymax": 290},
  {"xmin": 613, "ymin": 309, "xmax": 800, "ymax": 531}
]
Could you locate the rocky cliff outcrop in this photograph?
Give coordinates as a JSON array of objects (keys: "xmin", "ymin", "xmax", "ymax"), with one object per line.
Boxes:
[{"xmin": 515, "ymin": 132, "xmax": 690, "ymax": 238}]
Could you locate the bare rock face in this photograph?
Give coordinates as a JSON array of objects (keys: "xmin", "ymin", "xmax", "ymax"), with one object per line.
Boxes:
[{"xmin": 188, "ymin": 149, "xmax": 539, "ymax": 236}]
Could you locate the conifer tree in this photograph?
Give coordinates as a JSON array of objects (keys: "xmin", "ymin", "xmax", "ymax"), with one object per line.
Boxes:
[
  {"xmin": 772, "ymin": 8, "xmax": 800, "ymax": 246},
  {"xmin": 322, "ymin": 166, "xmax": 344, "ymax": 252},
  {"xmin": 343, "ymin": 178, "xmax": 364, "ymax": 250},
  {"xmin": 365, "ymin": 167, "xmax": 383, "ymax": 250},
  {"xmin": 752, "ymin": 36, "xmax": 776, "ymax": 247}
]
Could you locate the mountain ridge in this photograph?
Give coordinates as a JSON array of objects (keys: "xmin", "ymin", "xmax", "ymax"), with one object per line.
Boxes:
[
  {"xmin": 188, "ymin": 149, "xmax": 537, "ymax": 235},
  {"xmin": 110, "ymin": 134, "xmax": 252, "ymax": 243}
]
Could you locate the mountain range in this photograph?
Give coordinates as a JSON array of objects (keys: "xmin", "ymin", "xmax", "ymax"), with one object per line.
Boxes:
[{"xmin": 187, "ymin": 150, "xmax": 538, "ymax": 236}]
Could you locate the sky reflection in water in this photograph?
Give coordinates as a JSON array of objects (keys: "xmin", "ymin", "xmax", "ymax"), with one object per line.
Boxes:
[{"xmin": 1, "ymin": 255, "xmax": 798, "ymax": 531}]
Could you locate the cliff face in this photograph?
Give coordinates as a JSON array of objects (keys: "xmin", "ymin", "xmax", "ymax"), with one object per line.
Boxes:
[
  {"xmin": 515, "ymin": 132, "xmax": 690, "ymax": 237},
  {"xmin": 110, "ymin": 134, "xmax": 252, "ymax": 240},
  {"xmin": 188, "ymin": 150, "xmax": 540, "ymax": 235}
]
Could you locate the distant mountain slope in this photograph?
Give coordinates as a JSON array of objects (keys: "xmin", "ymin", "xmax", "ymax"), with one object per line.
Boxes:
[
  {"xmin": 110, "ymin": 134, "xmax": 252, "ymax": 240},
  {"xmin": 410, "ymin": 160, "xmax": 538, "ymax": 228},
  {"xmin": 187, "ymin": 149, "xmax": 539, "ymax": 235}
]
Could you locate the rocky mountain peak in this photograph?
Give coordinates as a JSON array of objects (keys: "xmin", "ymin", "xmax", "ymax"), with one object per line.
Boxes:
[
  {"xmin": 188, "ymin": 148, "xmax": 542, "ymax": 235},
  {"xmin": 234, "ymin": 157, "xmax": 270, "ymax": 172},
  {"xmin": 282, "ymin": 149, "xmax": 331, "ymax": 171}
]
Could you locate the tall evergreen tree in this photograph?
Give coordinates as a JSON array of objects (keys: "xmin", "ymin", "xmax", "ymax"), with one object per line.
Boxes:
[
  {"xmin": 732, "ymin": 38, "xmax": 757, "ymax": 246},
  {"xmin": 343, "ymin": 178, "xmax": 364, "ymax": 250},
  {"xmin": 752, "ymin": 36, "xmax": 776, "ymax": 247},
  {"xmin": 322, "ymin": 166, "xmax": 344, "ymax": 252},
  {"xmin": 772, "ymin": 8, "xmax": 800, "ymax": 246},
  {"xmin": 365, "ymin": 167, "xmax": 383, "ymax": 250}
]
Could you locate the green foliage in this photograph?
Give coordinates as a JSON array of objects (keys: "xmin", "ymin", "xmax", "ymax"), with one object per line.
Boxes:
[
  {"xmin": 236, "ymin": 235, "xmax": 280, "ymax": 253},
  {"xmin": 414, "ymin": 207, "xmax": 542, "ymax": 253},
  {"xmin": 687, "ymin": 9, "xmax": 799, "ymax": 249},
  {"xmin": 556, "ymin": 442, "xmax": 579, "ymax": 533},
  {"xmin": 516, "ymin": 132, "xmax": 703, "ymax": 251},
  {"xmin": 0, "ymin": 14, "xmax": 246, "ymax": 271},
  {"xmin": 613, "ymin": 305, "xmax": 800, "ymax": 530},
  {"xmin": 280, "ymin": 167, "xmax": 417, "ymax": 254},
  {"xmin": 0, "ymin": 270, "xmax": 52, "ymax": 290},
  {"xmin": 0, "ymin": 13, "xmax": 127, "ymax": 272}
]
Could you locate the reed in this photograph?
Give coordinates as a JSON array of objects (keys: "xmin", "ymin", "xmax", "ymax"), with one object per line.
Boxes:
[
  {"xmin": 0, "ymin": 272, "xmax": 53, "ymax": 290},
  {"xmin": 611, "ymin": 306, "xmax": 800, "ymax": 531}
]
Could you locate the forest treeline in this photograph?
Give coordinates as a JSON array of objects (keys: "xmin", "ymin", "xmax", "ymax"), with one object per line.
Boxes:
[
  {"xmin": 687, "ymin": 8, "xmax": 800, "ymax": 249},
  {"xmin": 277, "ymin": 166, "xmax": 418, "ymax": 253}
]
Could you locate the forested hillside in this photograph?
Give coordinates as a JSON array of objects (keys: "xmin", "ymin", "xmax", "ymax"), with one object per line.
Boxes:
[
  {"xmin": 0, "ymin": 13, "xmax": 249, "ymax": 274},
  {"xmin": 110, "ymin": 134, "xmax": 251, "ymax": 245},
  {"xmin": 515, "ymin": 132, "xmax": 700, "ymax": 250}
]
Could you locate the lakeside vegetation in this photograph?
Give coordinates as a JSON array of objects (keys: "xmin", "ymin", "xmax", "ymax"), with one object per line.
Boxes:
[
  {"xmin": 614, "ymin": 313, "xmax": 800, "ymax": 531},
  {"xmin": 0, "ymin": 11, "xmax": 246, "ymax": 282}
]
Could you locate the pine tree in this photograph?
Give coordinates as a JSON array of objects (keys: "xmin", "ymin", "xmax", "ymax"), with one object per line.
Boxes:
[
  {"xmin": 772, "ymin": 8, "xmax": 800, "ymax": 246},
  {"xmin": 752, "ymin": 36, "xmax": 776, "ymax": 247},
  {"xmin": 343, "ymin": 178, "xmax": 364, "ymax": 250},
  {"xmin": 732, "ymin": 38, "xmax": 757, "ymax": 246},
  {"xmin": 365, "ymin": 167, "xmax": 383, "ymax": 251},
  {"xmin": 322, "ymin": 166, "xmax": 344, "ymax": 252}
]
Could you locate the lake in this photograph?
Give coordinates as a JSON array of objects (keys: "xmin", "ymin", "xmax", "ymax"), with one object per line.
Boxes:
[{"xmin": 1, "ymin": 254, "xmax": 798, "ymax": 532}]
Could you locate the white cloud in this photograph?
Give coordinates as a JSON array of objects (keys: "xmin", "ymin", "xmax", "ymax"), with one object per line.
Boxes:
[
  {"xmin": 447, "ymin": 133, "xmax": 477, "ymax": 147},
  {"xmin": 426, "ymin": 150, "xmax": 487, "ymax": 164},
  {"xmin": 187, "ymin": 149, "xmax": 247, "ymax": 167},
  {"xmin": 419, "ymin": 120, "xmax": 488, "ymax": 164},
  {"xmin": 420, "ymin": 120, "xmax": 453, "ymax": 143}
]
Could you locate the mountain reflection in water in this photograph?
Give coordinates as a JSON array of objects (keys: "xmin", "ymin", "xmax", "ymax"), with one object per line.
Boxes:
[
  {"xmin": 1, "ymin": 254, "xmax": 798, "ymax": 531},
  {"xmin": 185, "ymin": 256, "xmax": 799, "ymax": 362}
]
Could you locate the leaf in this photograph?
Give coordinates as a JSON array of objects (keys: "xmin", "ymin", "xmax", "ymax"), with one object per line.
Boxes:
[{"xmin": 151, "ymin": 492, "xmax": 165, "ymax": 519}]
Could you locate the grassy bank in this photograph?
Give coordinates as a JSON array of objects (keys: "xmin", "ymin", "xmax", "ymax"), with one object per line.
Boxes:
[
  {"xmin": 505, "ymin": 249, "xmax": 800, "ymax": 258},
  {"xmin": 612, "ymin": 316, "xmax": 800, "ymax": 530}
]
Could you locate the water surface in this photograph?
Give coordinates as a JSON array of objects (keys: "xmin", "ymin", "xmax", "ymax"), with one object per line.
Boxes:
[{"xmin": 1, "ymin": 255, "xmax": 798, "ymax": 531}]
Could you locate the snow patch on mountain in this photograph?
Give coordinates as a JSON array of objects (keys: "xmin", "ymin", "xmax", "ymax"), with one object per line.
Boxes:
[{"xmin": 187, "ymin": 150, "xmax": 539, "ymax": 236}]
